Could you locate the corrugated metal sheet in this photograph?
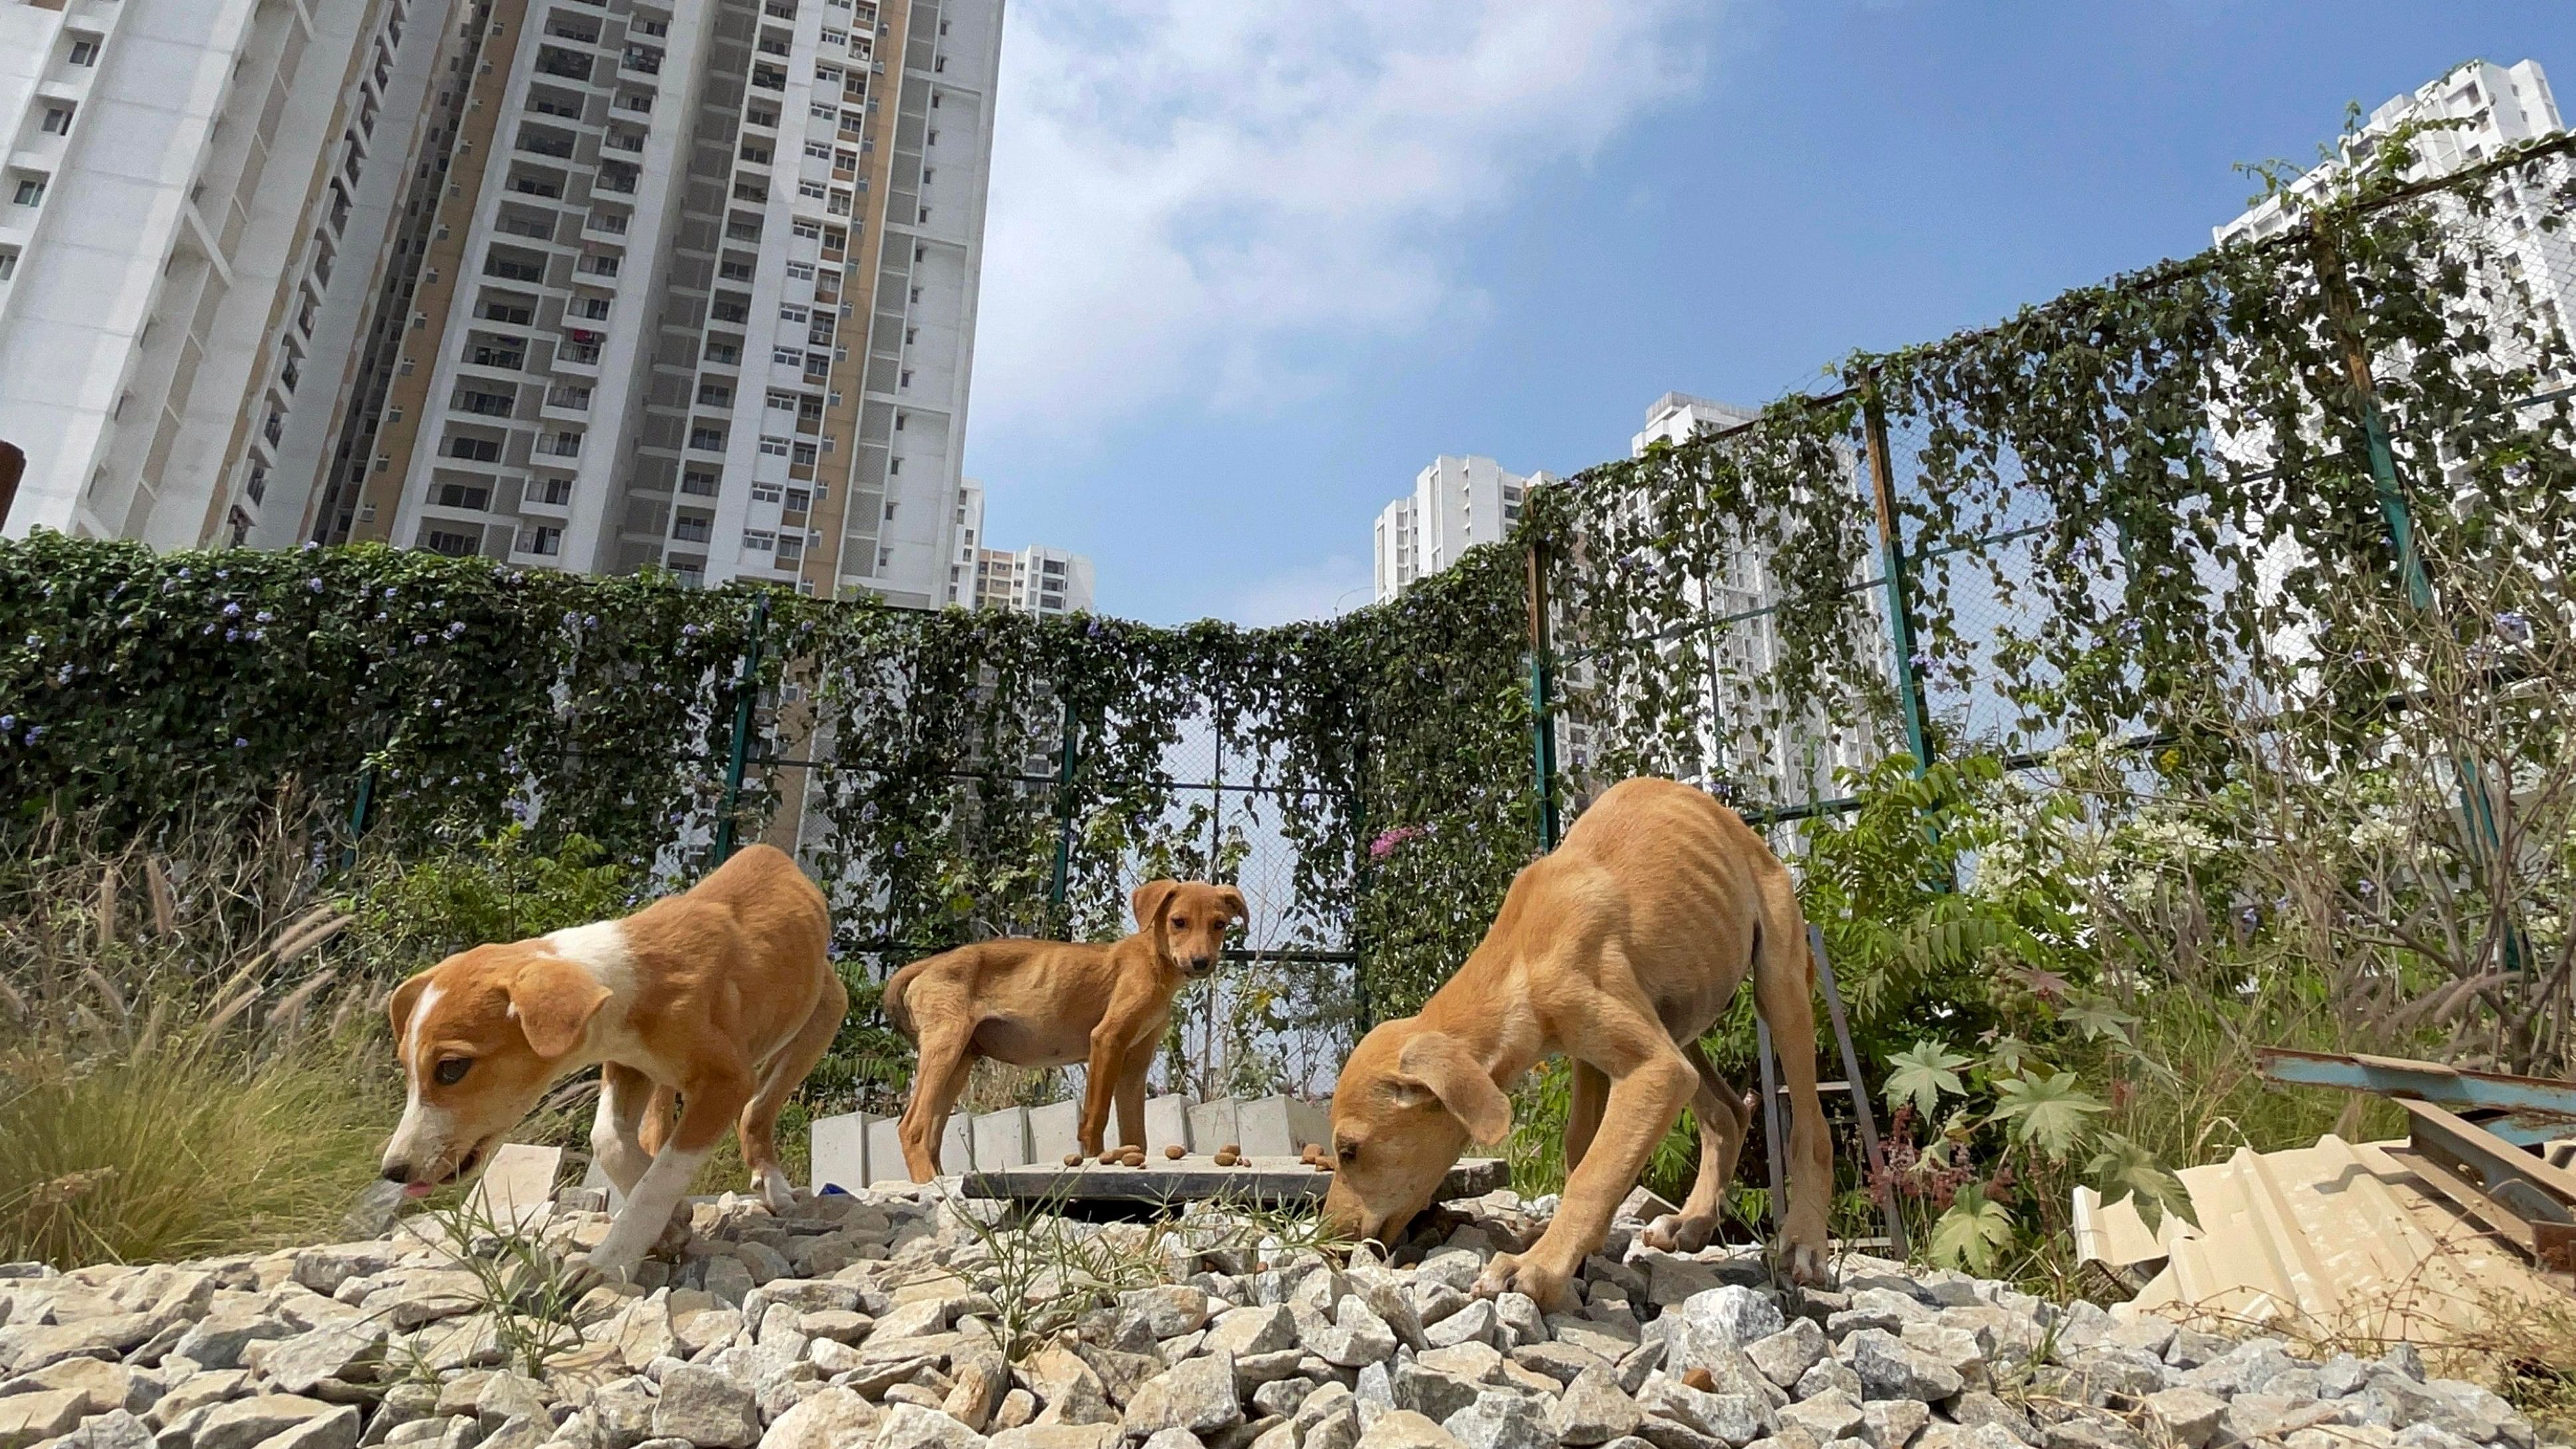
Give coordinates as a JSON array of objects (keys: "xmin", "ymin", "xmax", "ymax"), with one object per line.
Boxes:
[{"xmin": 2074, "ymin": 1134, "xmax": 2569, "ymax": 1346}]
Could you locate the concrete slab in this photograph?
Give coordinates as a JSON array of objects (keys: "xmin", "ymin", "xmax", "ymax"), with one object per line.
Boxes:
[
  {"xmin": 1187, "ymin": 1099, "xmax": 1238, "ymax": 1154},
  {"xmin": 963, "ymin": 1155, "xmax": 1506, "ymax": 1209},
  {"xmin": 811, "ymin": 1112, "xmax": 871, "ymax": 1194},
  {"xmin": 1144, "ymin": 1094, "xmax": 1191, "ymax": 1154},
  {"xmin": 972, "ymin": 1106, "xmax": 1030, "ymax": 1169},
  {"xmin": 465, "ymin": 1143, "xmax": 560, "ymax": 1231},
  {"xmin": 1233, "ymin": 1096, "xmax": 1329, "ymax": 1159},
  {"xmin": 1028, "ymin": 1100, "xmax": 1081, "ymax": 1163}
]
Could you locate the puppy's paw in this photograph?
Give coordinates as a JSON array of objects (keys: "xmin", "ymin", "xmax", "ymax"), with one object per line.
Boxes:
[
  {"xmin": 1642, "ymin": 1211, "xmax": 1718, "ymax": 1255},
  {"xmin": 574, "ymin": 1247, "xmax": 643, "ymax": 1293},
  {"xmin": 755, "ymin": 1167, "xmax": 798, "ymax": 1215},
  {"xmin": 1472, "ymin": 1251, "xmax": 1576, "ymax": 1314},
  {"xmin": 1775, "ymin": 1227, "xmax": 1831, "ymax": 1287}
]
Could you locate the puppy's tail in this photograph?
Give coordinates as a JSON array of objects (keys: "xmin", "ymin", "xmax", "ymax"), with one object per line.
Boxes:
[{"xmin": 881, "ymin": 955, "xmax": 923, "ymax": 1042}]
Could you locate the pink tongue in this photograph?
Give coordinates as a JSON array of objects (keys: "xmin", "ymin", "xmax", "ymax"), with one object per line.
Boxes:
[{"xmin": 402, "ymin": 1182, "xmax": 435, "ymax": 1199}]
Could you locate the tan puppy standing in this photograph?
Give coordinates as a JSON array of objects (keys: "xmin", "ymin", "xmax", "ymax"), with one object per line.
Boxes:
[
  {"xmin": 1321, "ymin": 777, "xmax": 1833, "ymax": 1310},
  {"xmin": 883, "ymin": 879, "xmax": 1246, "ymax": 1180},
  {"xmin": 380, "ymin": 844, "xmax": 845, "ymax": 1283}
]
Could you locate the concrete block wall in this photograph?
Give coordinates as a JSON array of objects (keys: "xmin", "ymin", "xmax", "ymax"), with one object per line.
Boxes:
[{"xmin": 809, "ymin": 1092, "xmax": 1332, "ymax": 1192}]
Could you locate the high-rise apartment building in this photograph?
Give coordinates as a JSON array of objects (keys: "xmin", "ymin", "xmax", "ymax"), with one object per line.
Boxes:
[
  {"xmin": 347, "ymin": 0, "xmax": 1004, "ymax": 606},
  {"xmin": 0, "ymin": 0, "xmax": 482, "ymax": 546},
  {"xmin": 2216, "ymin": 59, "xmax": 2564, "ymax": 248},
  {"xmin": 1370, "ymin": 454, "xmax": 1552, "ymax": 604},
  {"xmin": 946, "ymin": 473, "xmax": 1090, "ymax": 615},
  {"xmin": 0, "ymin": 0, "xmax": 1006, "ymax": 616}
]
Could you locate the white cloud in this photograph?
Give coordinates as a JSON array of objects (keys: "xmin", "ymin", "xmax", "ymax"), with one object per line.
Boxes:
[
  {"xmin": 976, "ymin": 1, "xmax": 1710, "ymax": 439},
  {"xmin": 1228, "ymin": 552, "xmax": 1376, "ymax": 627}
]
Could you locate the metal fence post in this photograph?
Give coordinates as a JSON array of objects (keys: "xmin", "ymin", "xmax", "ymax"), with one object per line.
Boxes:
[
  {"xmin": 1349, "ymin": 729, "xmax": 1376, "ymax": 1034},
  {"xmin": 1862, "ymin": 391, "xmax": 1932, "ymax": 771},
  {"xmin": 1046, "ymin": 698, "xmax": 1079, "ymax": 933},
  {"xmin": 711, "ymin": 592, "xmax": 769, "ymax": 865},
  {"xmin": 2309, "ymin": 224, "xmax": 2521, "ymax": 978},
  {"xmin": 1525, "ymin": 538, "xmax": 1561, "ymax": 851},
  {"xmin": 340, "ymin": 761, "xmax": 377, "ymax": 871}
]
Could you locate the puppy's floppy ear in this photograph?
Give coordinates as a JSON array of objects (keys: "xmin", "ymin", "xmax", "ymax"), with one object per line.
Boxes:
[
  {"xmin": 387, "ymin": 972, "xmax": 433, "ymax": 1054},
  {"xmin": 508, "ymin": 956, "xmax": 614, "ymax": 1060},
  {"xmin": 1389, "ymin": 1031, "xmax": 1512, "ymax": 1145},
  {"xmin": 1130, "ymin": 879, "xmax": 1180, "ymax": 936},
  {"xmin": 1214, "ymin": 886, "xmax": 1248, "ymax": 926}
]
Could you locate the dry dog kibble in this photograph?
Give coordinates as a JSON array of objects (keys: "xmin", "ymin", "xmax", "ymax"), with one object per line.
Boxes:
[
  {"xmin": 1222, "ymin": 1143, "xmax": 1242, "ymax": 1156},
  {"xmin": 1681, "ymin": 1368, "xmax": 1716, "ymax": 1393},
  {"xmin": 1121, "ymin": 1151, "xmax": 1147, "ymax": 1168},
  {"xmin": 1061, "ymin": 1153, "xmax": 1083, "ymax": 1167},
  {"xmin": 1164, "ymin": 1144, "xmax": 1186, "ymax": 1159},
  {"xmin": 1213, "ymin": 1149, "xmax": 1239, "ymax": 1166},
  {"xmin": 1097, "ymin": 1149, "xmax": 1122, "ymax": 1165}
]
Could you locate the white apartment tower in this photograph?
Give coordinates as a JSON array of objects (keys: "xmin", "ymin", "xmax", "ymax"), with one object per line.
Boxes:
[
  {"xmin": 0, "ymin": 0, "xmax": 486, "ymax": 544},
  {"xmin": 949, "ymin": 473, "xmax": 1091, "ymax": 615},
  {"xmin": 0, "ymin": 0, "xmax": 1006, "ymax": 615},
  {"xmin": 354, "ymin": 0, "xmax": 1004, "ymax": 606},
  {"xmin": 1371, "ymin": 454, "xmax": 1550, "ymax": 604}
]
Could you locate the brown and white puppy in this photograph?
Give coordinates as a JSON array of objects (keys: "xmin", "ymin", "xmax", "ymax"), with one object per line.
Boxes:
[
  {"xmin": 882, "ymin": 879, "xmax": 1246, "ymax": 1181},
  {"xmin": 1320, "ymin": 777, "xmax": 1833, "ymax": 1310},
  {"xmin": 381, "ymin": 844, "xmax": 844, "ymax": 1283}
]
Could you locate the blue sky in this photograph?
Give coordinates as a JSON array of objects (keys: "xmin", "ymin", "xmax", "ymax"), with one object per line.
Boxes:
[{"xmin": 960, "ymin": 2, "xmax": 2576, "ymax": 627}]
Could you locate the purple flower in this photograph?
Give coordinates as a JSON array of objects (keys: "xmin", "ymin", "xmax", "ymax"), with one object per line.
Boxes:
[
  {"xmin": 445, "ymin": 621, "xmax": 466, "ymax": 638},
  {"xmin": 178, "ymin": 568, "xmax": 192, "ymax": 580},
  {"xmin": 55, "ymin": 665, "xmax": 72, "ymax": 685},
  {"xmin": 24, "ymin": 726, "xmax": 43, "ymax": 744},
  {"xmin": 254, "ymin": 610, "xmax": 273, "ymax": 624},
  {"xmin": 232, "ymin": 737, "xmax": 248, "ymax": 749},
  {"xmin": 412, "ymin": 634, "xmax": 429, "ymax": 646},
  {"xmin": 222, "ymin": 602, "xmax": 242, "ymax": 618},
  {"xmin": 2496, "ymin": 610, "xmax": 2533, "ymax": 645},
  {"xmin": 224, "ymin": 628, "xmax": 240, "ymax": 642},
  {"xmin": 0, "ymin": 715, "xmax": 15, "ymax": 732},
  {"xmin": 248, "ymin": 630, "xmax": 266, "ymax": 642},
  {"xmin": 303, "ymin": 541, "xmax": 319, "ymax": 552},
  {"xmin": 309, "ymin": 578, "xmax": 325, "ymax": 592}
]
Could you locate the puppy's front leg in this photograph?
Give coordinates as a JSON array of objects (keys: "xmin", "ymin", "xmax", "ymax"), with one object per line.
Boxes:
[
  {"xmin": 1077, "ymin": 1023, "xmax": 1126, "ymax": 1158},
  {"xmin": 586, "ymin": 1076, "xmax": 747, "ymax": 1283},
  {"xmin": 1478, "ymin": 1050, "xmax": 1696, "ymax": 1313},
  {"xmin": 1115, "ymin": 1046, "xmax": 1151, "ymax": 1151}
]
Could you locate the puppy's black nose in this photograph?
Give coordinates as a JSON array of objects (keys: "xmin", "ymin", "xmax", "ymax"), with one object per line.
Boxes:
[
  {"xmin": 381, "ymin": 1161, "xmax": 412, "ymax": 1183},
  {"xmin": 1188, "ymin": 956, "xmax": 1216, "ymax": 974}
]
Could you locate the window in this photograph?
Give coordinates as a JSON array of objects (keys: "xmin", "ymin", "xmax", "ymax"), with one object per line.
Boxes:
[
  {"xmin": 0, "ymin": 250, "xmax": 17, "ymax": 282},
  {"xmin": 479, "ymin": 296, "xmax": 534, "ymax": 325},
  {"xmin": 758, "ymin": 435, "xmax": 791, "ymax": 457},
  {"xmin": 779, "ymin": 304, "xmax": 809, "ymax": 323},
  {"xmin": 773, "ymin": 346, "xmax": 803, "ymax": 365},
  {"xmin": 811, "ymin": 101, "xmax": 838, "ymax": 120},
  {"xmin": 68, "ymin": 39, "xmax": 100, "ymax": 66},
  {"xmin": 520, "ymin": 525, "xmax": 564, "ymax": 556},
  {"xmin": 435, "ymin": 481, "xmax": 492, "ymax": 510},
  {"xmin": 705, "ymin": 340, "xmax": 741, "ymax": 364},
  {"xmin": 751, "ymin": 483, "xmax": 784, "ymax": 503},
  {"xmin": 765, "ymin": 389, "xmax": 798, "ymax": 409},
  {"xmin": 743, "ymin": 530, "xmax": 776, "ymax": 552},
  {"xmin": 690, "ymin": 426, "xmax": 727, "ymax": 451},
  {"xmin": 791, "ymin": 218, "xmax": 821, "ymax": 239},
  {"xmin": 792, "ymin": 441, "xmax": 818, "ymax": 465},
  {"xmin": 447, "ymin": 434, "xmax": 501, "ymax": 462},
  {"xmin": 894, "ymin": 411, "xmax": 906, "ymax": 431},
  {"xmin": 798, "ymin": 180, "xmax": 827, "ymax": 200},
  {"xmin": 13, "ymin": 178, "xmax": 47, "ymax": 207},
  {"xmin": 804, "ymin": 141, "xmax": 834, "ymax": 160},
  {"xmin": 739, "ymin": 141, "xmax": 773, "ymax": 164},
  {"xmin": 697, "ymin": 381, "xmax": 734, "ymax": 406},
  {"xmin": 425, "ymin": 529, "xmax": 481, "ymax": 557},
  {"xmin": 681, "ymin": 469, "xmax": 721, "ymax": 496},
  {"xmin": 41, "ymin": 105, "xmax": 74, "ymax": 135},
  {"xmin": 785, "ymin": 261, "xmax": 815, "ymax": 280}
]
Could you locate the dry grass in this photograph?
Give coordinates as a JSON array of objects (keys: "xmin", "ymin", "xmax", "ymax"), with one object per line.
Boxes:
[{"xmin": 0, "ymin": 806, "xmax": 397, "ymax": 1267}]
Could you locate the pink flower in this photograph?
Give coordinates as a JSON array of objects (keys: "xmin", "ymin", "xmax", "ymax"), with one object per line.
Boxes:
[{"xmin": 1368, "ymin": 825, "xmax": 1426, "ymax": 860}]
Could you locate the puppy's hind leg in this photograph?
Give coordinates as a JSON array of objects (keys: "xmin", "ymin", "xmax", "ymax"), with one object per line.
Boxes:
[
  {"xmin": 900, "ymin": 1026, "xmax": 975, "ymax": 1183},
  {"xmin": 1564, "ymin": 1060, "xmax": 1609, "ymax": 1172},
  {"xmin": 741, "ymin": 971, "xmax": 849, "ymax": 1211},
  {"xmin": 1642, "ymin": 1038, "xmax": 1749, "ymax": 1254}
]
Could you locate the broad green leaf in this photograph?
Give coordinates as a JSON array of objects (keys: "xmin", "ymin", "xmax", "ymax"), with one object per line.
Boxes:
[
  {"xmin": 1929, "ymin": 1195, "xmax": 2017, "ymax": 1275},
  {"xmin": 1990, "ymin": 1070, "xmax": 2107, "ymax": 1159},
  {"xmin": 2087, "ymin": 1132, "xmax": 2199, "ymax": 1234},
  {"xmin": 1884, "ymin": 1039, "xmax": 1972, "ymax": 1118},
  {"xmin": 2060, "ymin": 996, "xmax": 2139, "ymax": 1046}
]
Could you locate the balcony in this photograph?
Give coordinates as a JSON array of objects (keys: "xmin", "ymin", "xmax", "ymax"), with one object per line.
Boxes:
[
  {"xmin": 621, "ymin": 46, "xmax": 663, "ymax": 76},
  {"xmin": 534, "ymin": 48, "xmax": 593, "ymax": 82},
  {"xmin": 517, "ymin": 128, "xmax": 576, "ymax": 160}
]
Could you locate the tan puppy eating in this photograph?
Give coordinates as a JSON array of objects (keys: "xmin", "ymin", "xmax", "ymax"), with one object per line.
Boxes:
[
  {"xmin": 379, "ymin": 844, "xmax": 844, "ymax": 1283},
  {"xmin": 1320, "ymin": 777, "xmax": 1833, "ymax": 1309},
  {"xmin": 882, "ymin": 879, "xmax": 1246, "ymax": 1181}
]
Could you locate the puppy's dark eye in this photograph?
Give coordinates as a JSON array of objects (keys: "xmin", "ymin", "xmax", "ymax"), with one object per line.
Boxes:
[
  {"xmin": 434, "ymin": 1058, "xmax": 472, "ymax": 1086},
  {"xmin": 1173, "ymin": 918, "xmax": 1189, "ymax": 929},
  {"xmin": 1337, "ymin": 1142, "xmax": 1358, "ymax": 1164}
]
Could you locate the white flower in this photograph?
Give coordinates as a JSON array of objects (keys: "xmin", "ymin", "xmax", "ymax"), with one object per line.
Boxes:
[{"xmin": 2348, "ymin": 813, "xmax": 2409, "ymax": 853}]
